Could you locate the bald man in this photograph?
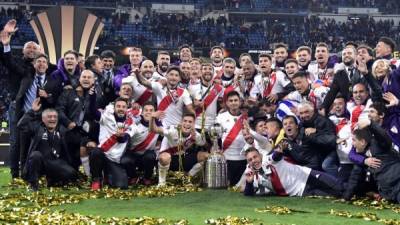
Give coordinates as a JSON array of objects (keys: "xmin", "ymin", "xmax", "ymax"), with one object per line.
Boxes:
[
  {"xmin": 56, "ymin": 69, "xmax": 99, "ymax": 171},
  {"xmin": 122, "ymin": 59, "xmax": 158, "ymax": 106}
]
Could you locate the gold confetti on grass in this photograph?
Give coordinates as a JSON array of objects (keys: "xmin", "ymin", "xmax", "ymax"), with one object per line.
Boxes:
[
  {"xmin": 204, "ymin": 216, "xmax": 259, "ymax": 225},
  {"xmin": 331, "ymin": 197, "xmax": 400, "ymax": 214},
  {"xmin": 255, "ymin": 205, "xmax": 309, "ymax": 215},
  {"xmin": 0, "ymin": 172, "xmax": 199, "ymax": 224},
  {"xmin": 328, "ymin": 209, "xmax": 400, "ymax": 225}
]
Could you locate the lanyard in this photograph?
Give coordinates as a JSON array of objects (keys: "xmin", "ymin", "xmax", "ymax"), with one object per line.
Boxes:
[{"xmin": 200, "ymin": 82, "xmax": 213, "ymax": 100}]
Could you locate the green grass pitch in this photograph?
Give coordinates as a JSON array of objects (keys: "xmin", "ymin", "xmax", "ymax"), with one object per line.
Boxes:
[{"xmin": 1, "ymin": 168, "xmax": 400, "ymax": 224}]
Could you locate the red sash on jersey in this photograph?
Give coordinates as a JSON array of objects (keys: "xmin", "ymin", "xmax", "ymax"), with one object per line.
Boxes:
[
  {"xmin": 351, "ymin": 105, "xmax": 365, "ymax": 130},
  {"xmin": 131, "ymin": 132, "xmax": 157, "ymax": 152},
  {"xmin": 163, "ymin": 134, "xmax": 195, "ymax": 155},
  {"xmin": 158, "ymin": 88, "xmax": 184, "ymax": 111},
  {"xmin": 136, "ymin": 89, "xmax": 153, "ymax": 105},
  {"xmin": 269, "ymin": 165, "xmax": 288, "ymax": 196},
  {"xmin": 262, "ymin": 73, "xmax": 277, "ymax": 97},
  {"xmin": 336, "ymin": 118, "xmax": 348, "ymax": 134},
  {"xmin": 127, "ymin": 108, "xmax": 140, "ymax": 119},
  {"xmin": 222, "ymin": 115, "xmax": 247, "ymax": 151},
  {"xmin": 100, "ymin": 118, "xmax": 134, "ymax": 152},
  {"xmin": 195, "ymin": 84, "xmax": 223, "ymax": 116}
]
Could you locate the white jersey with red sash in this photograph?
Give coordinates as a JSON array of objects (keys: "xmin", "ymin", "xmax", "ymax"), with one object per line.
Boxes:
[
  {"xmin": 188, "ymin": 82, "xmax": 224, "ymax": 129},
  {"xmin": 251, "ymin": 71, "xmax": 290, "ymax": 99},
  {"xmin": 250, "ymin": 72, "xmax": 276, "ymax": 98},
  {"xmin": 122, "ymin": 75, "xmax": 154, "ymax": 106},
  {"xmin": 347, "ymin": 98, "xmax": 372, "ymax": 130},
  {"xmin": 128, "ymin": 118, "xmax": 159, "ymax": 155},
  {"xmin": 286, "ymin": 86, "xmax": 329, "ymax": 109},
  {"xmin": 216, "ymin": 111, "xmax": 246, "ymax": 160},
  {"xmin": 159, "ymin": 126, "xmax": 206, "ymax": 155},
  {"xmin": 245, "ymin": 153, "xmax": 311, "ymax": 196},
  {"xmin": 151, "ymin": 82, "xmax": 193, "ymax": 128},
  {"xmin": 98, "ymin": 104, "xmax": 135, "ymax": 163},
  {"xmin": 308, "ymin": 62, "xmax": 334, "ymax": 86}
]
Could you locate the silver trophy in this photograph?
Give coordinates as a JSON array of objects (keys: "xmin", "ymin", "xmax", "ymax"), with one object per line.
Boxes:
[{"xmin": 203, "ymin": 123, "xmax": 228, "ymax": 188}]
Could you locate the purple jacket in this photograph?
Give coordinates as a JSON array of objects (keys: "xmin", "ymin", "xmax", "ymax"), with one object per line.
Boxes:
[
  {"xmin": 113, "ymin": 64, "xmax": 132, "ymax": 91},
  {"xmin": 348, "ymin": 146, "xmax": 365, "ymax": 166},
  {"xmin": 382, "ymin": 66, "xmax": 400, "ymax": 149},
  {"xmin": 51, "ymin": 58, "xmax": 81, "ymax": 87}
]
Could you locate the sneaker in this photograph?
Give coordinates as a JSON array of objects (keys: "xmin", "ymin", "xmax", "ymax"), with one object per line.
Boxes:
[
  {"xmin": 157, "ymin": 180, "xmax": 166, "ymax": 187},
  {"xmin": 91, "ymin": 181, "xmax": 102, "ymax": 191}
]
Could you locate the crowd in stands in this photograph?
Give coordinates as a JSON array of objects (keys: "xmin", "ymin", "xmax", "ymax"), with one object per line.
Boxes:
[
  {"xmin": 3, "ymin": 0, "xmax": 400, "ymax": 14},
  {"xmin": 2, "ymin": 6, "xmax": 400, "ymax": 52},
  {"xmin": 44, "ymin": 16, "xmax": 400, "ymax": 53},
  {"xmin": 226, "ymin": 0, "xmax": 400, "ymax": 14}
]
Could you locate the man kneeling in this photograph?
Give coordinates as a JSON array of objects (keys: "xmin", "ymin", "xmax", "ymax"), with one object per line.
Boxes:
[
  {"xmin": 19, "ymin": 99, "xmax": 77, "ymax": 191},
  {"xmin": 243, "ymin": 145, "xmax": 344, "ymax": 197},
  {"xmin": 90, "ymin": 98, "xmax": 134, "ymax": 190},
  {"xmin": 150, "ymin": 112, "xmax": 208, "ymax": 186}
]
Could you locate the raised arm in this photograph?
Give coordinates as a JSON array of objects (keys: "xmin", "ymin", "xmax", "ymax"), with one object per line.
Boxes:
[
  {"xmin": 149, "ymin": 111, "xmax": 164, "ymax": 135},
  {"xmin": 249, "ymin": 129, "xmax": 270, "ymax": 149},
  {"xmin": 321, "ymin": 72, "xmax": 341, "ymax": 114},
  {"xmin": 358, "ymin": 58, "xmax": 383, "ymax": 103},
  {"xmin": 1, "ymin": 20, "xmax": 27, "ymax": 77},
  {"xmin": 136, "ymin": 71, "xmax": 152, "ymax": 89},
  {"xmin": 17, "ymin": 98, "xmax": 41, "ymax": 133}
]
